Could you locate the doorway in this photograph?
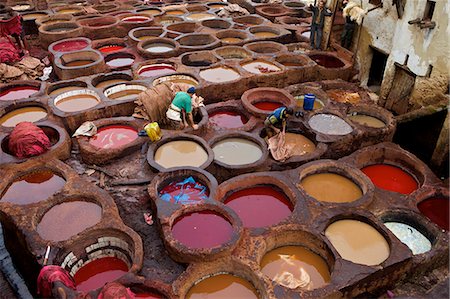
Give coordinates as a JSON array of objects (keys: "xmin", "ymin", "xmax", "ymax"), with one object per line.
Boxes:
[
  {"xmin": 385, "ymin": 64, "xmax": 416, "ymax": 114},
  {"xmin": 367, "ymin": 47, "xmax": 388, "ymax": 93}
]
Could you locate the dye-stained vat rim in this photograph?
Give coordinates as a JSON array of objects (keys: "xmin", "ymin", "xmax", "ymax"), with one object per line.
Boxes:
[
  {"xmin": 137, "ymin": 37, "xmax": 180, "ymax": 58},
  {"xmin": 104, "ymin": 52, "xmax": 136, "ymax": 70},
  {"xmin": 346, "ymin": 104, "xmax": 396, "ymax": 132},
  {"xmin": 147, "ymin": 133, "xmax": 214, "ymax": 172},
  {"xmin": 248, "ymin": 25, "xmax": 282, "ymax": 40},
  {"xmin": 0, "ymin": 80, "xmax": 42, "ymax": 102},
  {"xmin": 103, "ymin": 83, "xmax": 147, "ymax": 101},
  {"xmin": 215, "ymin": 29, "xmax": 250, "ymax": 46},
  {"xmin": 413, "ymin": 185, "xmax": 449, "ymax": 232},
  {"xmin": 119, "ymin": 13, "xmax": 154, "ymax": 25},
  {"xmin": 208, "ymin": 131, "xmax": 269, "ymax": 170},
  {"xmin": 91, "ymin": 71, "xmax": 133, "ymax": 89},
  {"xmin": 0, "ymin": 101, "xmax": 50, "ymax": 129},
  {"xmin": 52, "ymin": 88, "xmax": 102, "ymax": 113},
  {"xmin": 78, "ymin": 15, "xmax": 120, "ymax": 29},
  {"xmin": 174, "ymin": 33, "xmax": 221, "ymax": 51},
  {"xmin": 184, "ymin": 12, "xmax": 217, "ymax": 22},
  {"xmin": 57, "ymin": 49, "xmax": 104, "ymax": 70},
  {"xmin": 306, "ymin": 111, "xmax": 355, "ymax": 138},
  {"xmin": 232, "ymin": 14, "xmax": 267, "ymax": 27},
  {"xmin": 161, "ymin": 203, "xmax": 243, "ymax": 263},
  {"xmin": 307, "ymin": 51, "xmax": 350, "ymax": 69},
  {"xmin": 151, "ymin": 73, "xmax": 199, "ymax": 87},
  {"xmin": 243, "ymin": 41, "xmax": 288, "ymax": 56},
  {"xmin": 200, "ymin": 18, "xmax": 232, "ymax": 30},
  {"xmin": 239, "ymin": 57, "xmax": 285, "ymax": 77},
  {"xmin": 128, "ymin": 26, "xmax": 166, "ymax": 44},
  {"xmin": 166, "ymin": 21, "xmax": 202, "ymax": 36},
  {"xmin": 199, "ymin": 65, "xmax": 242, "ymax": 84},
  {"xmin": 46, "ymin": 79, "xmax": 88, "ymax": 97},
  {"xmin": 241, "ymin": 87, "xmax": 296, "ymax": 118},
  {"xmin": 205, "ymin": 102, "xmax": 258, "ymax": 132},
  {"xmin": 274, "ymin": 53, "xmax": 317, "ymax": 69},
  {"xmin": 136, "ymin": 6, "xmax": 164, "ymax": 17},
  {"xmin": 180, "ymin": 50, "xmax": 220, "ymax": 68},
  {"xmin": 135, "ymin": 61, "xmax": 177, "ymax": 78},
  {"xmin": 54, "ymin": 5, "xmax": 85, "ymax": 16},
  {"xmin": 35, "ymin": 13, "xmax": 74, "ymax": 27},
  {"xmin": 297, "ymin": 159, "xmax": 375, "ymax": 207},
  {"xmin": 213, "ymin": 45, "xmax": 253, "ymax": 60},
  {"xmin": 39, "ymin": 21, "xmax": 82, "ymax": 35}
]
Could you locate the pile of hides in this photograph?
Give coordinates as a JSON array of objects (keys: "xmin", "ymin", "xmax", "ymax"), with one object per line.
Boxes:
[
  {"xmin": 267, "ymin": 130, "xmax": 295, "ymax": 162},
  {"xmin": 217, "ymin": 4, "xmax": 249, "ymax": 18},
  {"xmin": 97, "ymin": 282, "xmax": 135, "ymax": 299},
  {"xmin": 343, "ymin": 1, "xmax": 366, "ymax": 25},
  {"xmin": 0, "ymin": 37, "xmax": 19, "ymax": 63},
  {"xmin": 37, "ymin": 266, "xmax": 76, "ymax": 298},
  {"xmin": 0, "ymin": 55, "xmax": 45, "ymax": 83},
  {"xmin": 8, "ymin": 122, "xmax": 51, "ymax": 158}
]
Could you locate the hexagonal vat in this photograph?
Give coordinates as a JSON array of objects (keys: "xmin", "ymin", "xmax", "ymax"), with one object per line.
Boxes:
[
  {"xmin": 55, "ymin": 50, "xmax": 106, "ymax": 80},
  {"xmin": 201, "ymin": 19, "xmax": 232, "ymax": 31},
  {"xmin": 166, "ymin": 21, "xmax": 201, "ymax": 38},
  {"xmin": 241, "ymin": 58, "xmax": 283, "ymax": 75},
  {"xmin": 233, "ymin": 14, "xmax": 265, "ymax": 27},
  {"xmin": 241, "ymin": 87, "xmax": 295, "ymax": 118}
]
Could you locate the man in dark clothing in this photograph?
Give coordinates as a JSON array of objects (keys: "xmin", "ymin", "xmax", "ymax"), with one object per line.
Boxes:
[
  {"xmin": 310, "ymin": 0, "xmax": 332, "ymax": 50},
  {"xmin": 341, "ymin": 0, "xmax": 356, "ymax": 49}
]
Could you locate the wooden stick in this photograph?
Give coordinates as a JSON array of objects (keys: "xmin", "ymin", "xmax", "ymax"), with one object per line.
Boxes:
[
  {"xmin": 87, "ymin": 165, "xmax": 115, "ymax": 178},
  {"xmin": 109, "ymin": 178, "xmax": 152, "ymax": 186}
]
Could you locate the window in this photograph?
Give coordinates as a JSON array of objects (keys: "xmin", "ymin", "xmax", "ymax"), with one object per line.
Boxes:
[
  {"xmin": 423, "ymin": 0, "xmax": 436, "ymax": 21},
  {"xmin": 369, "ymin": 0, "xmax": 382, "ymax": 5}
]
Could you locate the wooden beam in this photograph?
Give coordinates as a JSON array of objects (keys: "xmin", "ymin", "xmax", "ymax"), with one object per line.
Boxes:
[{"xmin": 430, "ymin": 109, "xmax": 449, "ymax": 172}]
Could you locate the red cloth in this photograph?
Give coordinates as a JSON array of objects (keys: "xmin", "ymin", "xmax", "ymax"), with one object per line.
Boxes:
[
  {"xmin": 0, "ymin": 37, "xmax": 20, "ymax": 63},
  {"xmin": 8, "ymin": 122, "xmax": 52, "ymax": 158},
  {"xmin": 37, "ymin": 266, "xmax": 76, "ymax": 298},
  {"xmin": 97, "ymin": 282, "xmax": 135, "ymax": 299},
  {"xmin": 0, "ymin": 15, "xmax": 22, "ymax": 36}
]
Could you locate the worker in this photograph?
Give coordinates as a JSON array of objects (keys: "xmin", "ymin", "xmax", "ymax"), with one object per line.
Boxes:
[
  {"xmin": 310, "ymin": 0, "xmax": 332, "ymax": 50},
  {"xmin": 166, "ymin": 86, "xmax": 199, "ymax": 130},
  {"xmin": 341, "ymin": 0, "xmax": 356, "ymax": 49},
  {"xmin": 264, "ymin": 106, "xmax": 293, "ymax": 138}
]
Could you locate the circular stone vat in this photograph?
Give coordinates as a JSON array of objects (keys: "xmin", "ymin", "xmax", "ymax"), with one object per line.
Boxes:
[
  {"xmin": 300, "ymin": 173, "xmax": 362, "ymax": 203},
  {"xmin": 22, "ymin": 12, "xmax": 48, "ymax": 21},
  {"xmin": 104, "ymin": 84, "xmax": 147, "ymax": 101},
  {"xmin": 233, "ymin": 15, "xmax": 265, "ymax": 26},
  {"xmin": 166, "ymin": 22, "xmax": 200, "ymax": 35},
  {"xmin": 244, "ymin": 41, "xmax": 287, "ymax": 55},
  {"xmin": 209, "ymin": 109, "xmax": 248, "ymax": 129},
  {"xmin": 60, "ymin": 50, "xmax": 102, "ymax": 68},
  {"xmin": 92, "ymin": 73, "xmax": 132, "ymax": 89},
  {"xmin": 223, "ymin": 186, "xmax": 293, "ymax": 228},
  {"xmin": 249, "ymin": 26, "xmax": 280, "ymax": 39},
  {"xmin": 159, "ymin": 15, "xmax": 183, "ymax": 25},
  {"xmin": 154, "ymin": 140, "xmax": 208, "ymax": 169},
  {"xmin": 284, "ymin": 132, "xmax": 316, "ymax": 156},
  {"xmin": 39, "ymin": 22, "xmax": 82, "ymax": 47},
  {"xmin": 260, "ymin": 245, "xmax": 330, "ymax": 290},
  {"xmin": 384, "ymin": 222, "xmax": 431, "ymax": 255},
  {"xmin": 105, "ymin": 53, "xmax": 135, "ymax": 68},
  {"xmin": 129, "ymin": 27, "xmax": 164, "ymax": 42},
  {"xmin": 186, "ymin": 12, "xmax": 216, "ymax": 21},
  {"xmin": 36, "ymin": 14, "xmax": 73, "ymax": 27},
  {"xmin": 347, "ymin": 113, "xmax": 385, "ymax": 128},
  {"xmin": 308, "ymin": 114, "xmax": 353, "ymax": 136},
  {"xmin": 214, "ymin": 46, "xmax": 252, "ymax": 60},
  {"xmin": 121, "ymin": 14, "xmax": 152, "ymax": 24},
  {"xmin": 140, "ymin": 38, "xmax": 176, "ymax": 55},
  {"xmin": 185, "ymin": 273, "xmax": 259, "ymax": 298},
  {"xmin": 199, "ymin": 67, "xmax": 241, "ymax": 83},
  {"xmin": 54, "ymin": 89, "xmax": 101, "ymax": 112},
  {"xmin": 325, "ymin": 219, "xmax": 390, "ymax": 266},
  {"xmin": 137, "ymin": 7, "xmax": 163, "ymax": 16},
  {"xmin": 152, "ymin": 74, "xmax": 198, "ymax": 87},
  {"xmin": 50, "ymin": 37, "xmax": 90, "ymax": 53},
  {"xmin": 164, "ymin": 9, "xmax": 186, "ymax": 16},
  {"xmin": 207, "ymin": 2, "xmax": 228, "ymax": 10},
  {"xmin": 138, "ymin": 63, "xmax": 176, "ymax": 78},
  {"xmin": 212, "ymin": 137, "xmax": 263, "ymax": 166},
  {"xmin": 275, "ymin": 54, "xmax": 310, "ymax": 67},
  {"xmin": 241, "ymin": 59, "xmax": 281, "ymax": 74},
  {"xmin": 159, "ymin": 176, "xmax": 209, "ymax": 205},
  {"xmin": 89, "ymin": 125, "xmax": 138, "ymax": 149},
  {"xmin": 1, "ymin": 169, "xmax": 65, "ymax": 205},
  {"xmin": 418, "ymin": 197, "xmax": 449, "ymax": 231},
  {"xmin": 37, "ymin": 200, "xmax": 102, "ymax": 242},
  {"xmin": 309, "ymin": 54, "xmax": 345, "ymax": 68},
  {"xmin": 176, "ymin": 33, "xmax": 219, "ymax": 50},
  {"xmin": 0, "ymin": 85, "xmax": 39, "ymax": 101},
  {"xmin": 326, "ymin": 89, "xmax": 361, "ymax": 104},
  {"xmin": 201, "ymin": 19, "xmax": 231, "ymax": 30},
  {"xmin": 181, "ymin": 51, "xmax": 218, "ymax": 67},
  {"xmin": 295, "ymin": 95, "xmax": 325, "ymax": 110},
  {"xmin": 97, "ymin": 44, "xmax": 126, "ymax": 53},
  {"xmin": 216, "ymin": 29, "xmax": 248, "ymax": 45},
  {"xmin": 54, "ymin": 6, "xmax": 83, "ymax": 15},
  {"xmin": 172, "ymin": 210, "xmax": 233, "ymax": 249},
  {"xmin": 0, "ymin": 106, "xmax": 47, "ymax": 127},
  {"xmin": 74, "ymin": 257, "xmax": 129, "ymax": 292},
  {"xmin": 242, "ymin": 87, "xmax": 294, "ymax": 116},
  {"xmin": 361, "ymin": 164, "xmax": 418, "ymax": 195}
]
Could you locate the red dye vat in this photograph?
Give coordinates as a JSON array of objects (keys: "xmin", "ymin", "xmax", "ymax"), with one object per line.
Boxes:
[
  {"xmin": 224, "ymin": 186, "xmax": 293, "ymax": 228},
  {"xmin": 418, "ymin": 197, "xmax": 449, "ymax": 231},
  {"xmin": 74, "ymin": 257, "xmax": 129, "ymax": 292},
  {"xmin": 361, "ymin": 164, "xmax": 418, "ymax": 194},
  {"xmin": 309, "ymin": 54, "xmax": 345, "ymax": 68},
  {"xmin": 209, "ymin": 110, "xmax": 248, "ymax": 129},
  {"xmin": 159, "ymin": 177, "xmax": 209, "ymax": 205},
  {"xmin": 106, "ymin": 57, "xmax": 135, "ymax": 68},
  {"xmin": 123, "ymin": 16, "xmax": 148, "ymax": 22},
  {"xmin": 89, "ymin": 125, "xmax": 138, "ymax": 149},
  {"xmin": 253, "ymin": 101, "xmax": 283, "ymax": 111},
  {"xmin": 99, "ymin": 45, "xmax": 125, "ymax": 53},
  {"xmin": 52, "ymin": 40, "xmax": 89, "ymax": 52},
  {"xmin": 134, "ymin": 292, "xmax": 164, "ymax": 299},
  {"xmin": 139, "ymin": 64, "xmax": 176, "ymax": 77},
  {"xmin": 171, "ymin": 211, "xmax": 233, "ymax": 249},
  {"xmin": 0, "ymin": 86, "xmax": 39, "ymax": 101}
]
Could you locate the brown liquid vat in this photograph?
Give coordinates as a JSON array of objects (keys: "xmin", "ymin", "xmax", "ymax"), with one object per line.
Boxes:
[
  {"xmin": 128, "ymin": 26, "xmax": 166, "ymax": 44},
  {"xmin": 201, "ymin": 19, "xmax": 232, "ymax": 31},
  {"xmin": 91, "ymin": 72, "xmax": 133, "ymax": 89},
  {"xmin": 241, "ymin": 87, "xmax": 295, "ymax": 118},
  {"xmin": 39, "ymin": 21, "xmax": 83, "ymax": 48},
  {"xmin": 55, "ymin": 50, "xmax": 106, "ymax": 80},
  {"xmin": 35, "ymin": 13, "xmax": 73, "ymax": 27},
  {"xmin": 256, "ymin": 4, "xmax": 290, "ymax": 21},
  {"xmin": 244, "ymin": 41, "xmax": 288, "ymax": 56},
  {"xmin": 136, "ymin": 6, "xmax": 164, "ymax": 18},
  {"xmin": 180, "ymin": 51, "xmax": 219, "ymax": 67},
  {"xmin": 53, "ymin": 5, "xmax": 84, "ymax": 16},
  {"xmin": 274, "ymin": 54, "xmax": 316, "ymax": 85},
  {"xmin": 158, "ymin": 15, "xmax": 184, "ymax": 26},
  {"xmin": 175, "ymin": 33, "xmax": 220, "ymax": 51},
  {"xmin": 92, "ymin": 3, "xmax": 121, "ymax": 14},
  {"xmin": 216, "ymin": 29, "xmax": 250, "ymax": 46},
  {"xmin": 78, "ymin": 16, "xmax": 121, "ymax": 39},
  {"xmin": 249, "ymin": 25, "xmax": 283, "ymax": 41},
  {"xmin": 0, "ymin": 101, "xmax": 50, "ymax": 128},
  {"xmin": 46, "ymin": 80, "xmax": 88, "ymax": 97},
  {"xmin": 233, "ymin": 14, "xmax": 266, "ymax": 27},
  {"xmin": 166, "ymin": 21, "xmax": 201, "ymax": 39}
]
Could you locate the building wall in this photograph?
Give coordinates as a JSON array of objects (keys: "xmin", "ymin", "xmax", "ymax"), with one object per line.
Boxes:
[{"xmin": 356, "ymin": 0, "xmax": 449, "ymax": 112}]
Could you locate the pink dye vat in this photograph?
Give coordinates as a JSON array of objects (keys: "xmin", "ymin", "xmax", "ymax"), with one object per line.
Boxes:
[
  {"xmin": 139, "ymin": 64, "xmax": 176, "ymax": 77},
  {"xmin": 106, "ymin": 57, "xmax": 135, "ymax": 68},
  {"xmin": 52, "ymin": 39, "xmax": 89, "ymax": 52},
  {"xmin": 0, "ymin": 86, "xmax": 39, "ymax": 101},
  {"xmin": 89, "ymin": 125, "xmax": 138, "ymax": 149}
]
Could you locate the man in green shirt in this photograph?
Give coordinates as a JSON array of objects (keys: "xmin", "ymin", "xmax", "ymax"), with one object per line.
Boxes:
[{"xmin": 166, "ymin": 87, "xmax": 199, "ymax": 130}]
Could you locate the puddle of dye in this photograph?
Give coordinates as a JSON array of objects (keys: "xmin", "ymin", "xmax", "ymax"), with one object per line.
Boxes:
[
  {"xmin": 98, "ymin": 45, "xmax": 125, "ymax": 53},
  {"xmin": 295, "ymin": 96, "xmax": 324, "ymax": 109},
  {"xmin": 260, "ymin": 246, "xmax": 330, "ymax": 290},
  {"xmin": 242, "ymin": 61, "xmax": 281, "ymax": 74},
  {"xmin": 325, "ymin": 219, "xmax": 390, "ymax": 266},
  {"xmin": 64, "ymin": 60, "xmax": 94, "ymax": 67},
  {"xmin": 154, "ymin": 140, "xmax": 208, "ymax": 168},
  {"xmin": 418, "ymin": 197, "xmax": 449, "ymax": 231},
  {"xmin": 49, "ymin": 86, "xmax": 84, "ymax": 96},
  {"xmin": 199, "ymin": 67, "xmax": 240, "ymax": 83},
  {"xmin": 221, "ymin": 37, "xmax": 243, "ymax": 43},
  {"xmin": 309, "ymin": 54, "xmax": 345, "ymax": 68},
  {"xmin": 253, "ymin": 101, "xmax": 283, "ymax": 111},
  {"xmin": 74, "ymin": 257, "xmax": 128, "ymax": 292},
  {"xmin": 213, "ymin": 138, "xmax": 262, "ymax": 165},
  {"xmin": 308, "ymin": 114, "xmax": 353, "ymax": 135},
  {"xmin": 1, "ymin": 169, "xmax": 65, "ymax": 205},
  {"xmin": 327, "ymin": 89, "xmax": 361, "ymax": 104},
  {"xmin": 348, "ymin": 114, "xmax": 385, "ymax": 128},
  {"xmin": 0, "ymin": 106, "xmax": 47, "ymax": 127},
  {"xmin": 361, "ymin": 164, "xmax": 418, "ymax": 194},
  {"xmin": 55, "ymin": 94, "xmax": 100, "ymax": 112},
  {"xmin": 186, "ymin": 274, "xmax": 259, "ymax": 299},
  {"xmin": 139, "ymin": 64, "xmax": 176, "ymax": 77},
  {"xmin": 253, "ymin": 31, "xmax": 278, "ymax": 38},
  {"xmin": 37, "ymin": 201, "xmax": 102, "ymax": 241},
  {"xmin": 187, "ymin": 13, "xmax": 215, "ymax": 21},
  {"xmin": 284, "ymin": 132, "xmax": 316, "ymax": 156},
  {"xmin": 95, "ymin": 79, "xmax": 128, "ymax": 89},
  {"xmin": 159, "ymin": 176, "xmax": 209, "ymax": 205},
  {"xmin": 106, "ymin": 57, "xmax": 134, "ymax": 68},
  {"xmin": 0, "ymin": 86, "xmax": 39, "ymax": 101},
  {"xmin": 384, "ymin": 222, "xmax": 431, "ymax": 255},
  {"xmin": 209, "ymin": 110, "xmax": 248, "ymax": 129},
  {"xmin": 89, "ymin": 125, "xmax": 138, "ymax": 149},
  {"xmin": 224, "ymin": 186, "xmax": 293, "ymax": 228},
  {"xmin": 52, "ymin": 40, "xmax": 88, "ymax": 52},
  {"xmin": 171, "ymin": 211, "xmax": 233, "ymax": 249},
  {"xmin": 300, "ymin": 173, "xmax": 362, "ymax": 203},
  {"xmin": 144, "ymin": 43, "xmax": 174, "ymax": 53}
]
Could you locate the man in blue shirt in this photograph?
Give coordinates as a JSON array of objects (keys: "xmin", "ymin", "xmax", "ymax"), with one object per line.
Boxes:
[
  {"xmin": 264, "ymin": 106, "xmax": 293, "ymax": 137},
  {"xmin": 166, "ymin": 87, "xmax": 199, "ymax": 130}
]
